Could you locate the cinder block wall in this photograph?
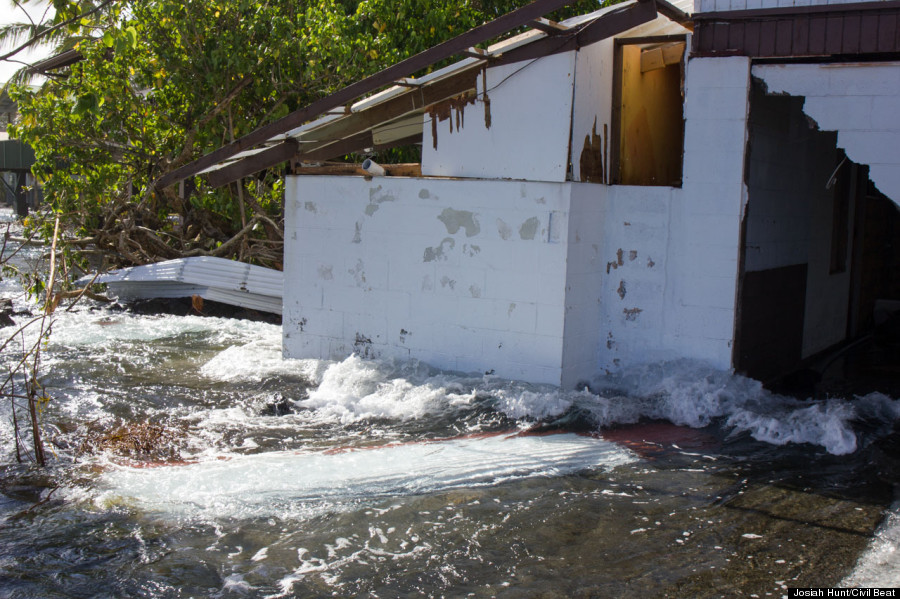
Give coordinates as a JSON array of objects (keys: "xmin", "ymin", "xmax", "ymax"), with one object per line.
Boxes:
[
  {"xmin": 754, "ymin": 62, "xmax": 900, "ymax": 207},
  {"xmin": 284, "ymin": 176, "xmax": 578, "ymax": 385}
]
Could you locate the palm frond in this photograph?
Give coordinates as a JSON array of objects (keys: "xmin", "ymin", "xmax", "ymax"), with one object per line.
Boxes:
[{"xmin": 0, "ymin": 23, "xmax": 39, "ymax": 51}]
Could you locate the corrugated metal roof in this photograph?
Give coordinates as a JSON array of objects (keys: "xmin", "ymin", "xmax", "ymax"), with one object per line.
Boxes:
[{"xmin": 94, "ymin": 256, "xmax": 283, "ymax": 315}]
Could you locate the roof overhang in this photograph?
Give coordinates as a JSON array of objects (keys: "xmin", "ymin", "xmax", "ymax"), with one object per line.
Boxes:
[
  {"xmin": 160, "ymin": 0, "xmax": 690, "ymax": 190},
  {"xmin": 692, "ymin": 0, "xmax": 900, "ymax": 58}
]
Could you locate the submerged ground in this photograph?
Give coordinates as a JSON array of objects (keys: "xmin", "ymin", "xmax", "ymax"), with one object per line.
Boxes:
[{"xmin": 0, "ymin": 227, "xmax": 899, "ymax": 598}]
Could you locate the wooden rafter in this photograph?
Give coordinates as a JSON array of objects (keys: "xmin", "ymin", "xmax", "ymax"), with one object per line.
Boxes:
[
  {"xmin": 156, "ymin": 0, "xmax": 582, "ymax": 190},
  {"xmin": 172, "ymin": 0, "xmax": 663, "ymax": 189}
]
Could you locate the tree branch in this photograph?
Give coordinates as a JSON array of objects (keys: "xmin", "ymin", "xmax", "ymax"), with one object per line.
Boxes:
[{"xmin": 0, "ymin": 0, "xmax": 116, "ymax": 64}]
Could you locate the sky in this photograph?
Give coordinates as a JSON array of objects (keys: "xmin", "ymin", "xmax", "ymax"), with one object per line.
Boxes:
[{"xmin": 1, "ymin": 1, "xmax": 54, "ymax": 85}]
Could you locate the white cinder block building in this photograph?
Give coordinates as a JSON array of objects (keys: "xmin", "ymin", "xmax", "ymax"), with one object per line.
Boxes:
[{"xmin": 175, "ymin": 0, "xmax": 900, "ymax": 388}]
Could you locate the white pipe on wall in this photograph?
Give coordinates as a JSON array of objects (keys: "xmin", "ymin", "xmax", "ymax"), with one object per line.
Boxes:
[{"xmin": 362, "ymin": 159, "xmax": 386, "ymax": 176}]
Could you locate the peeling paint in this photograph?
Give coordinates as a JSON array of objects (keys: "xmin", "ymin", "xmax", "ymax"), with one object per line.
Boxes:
[
  {"xmin": 617, "ymin": 280, "xmax": 627, "ymax": 300},
  {"xmin": 579, "ymin": 117, "xmax": 607, "ymax": 184},
  {"xmin": 508, "ymin": 303, "xmax": 516, "ymax": 316},
  {"xmin": 428, "ymin": 93, "xmax": 477, "ymax": 149},
  {"xmin": 317, "ymin": 264, "xmax": 333, "ymax": 280},
  {"xmin": 519, "ymin": 217, "xmax": 540, "ymax": 240},
  {"xmin": 399, "ymin": 328, "xmax": 411, "ymax": 343},
  {"xmin": 353, "ymin": 333, "xmax": 374, "ymax": 358},
  {"xmin": 606, "ymin": 249, "xmax": 626, "ymax": 274},
  {"xmin": 647, "ymin": 256, "xmax": 656, "ymax": 268},
  {"xmin": 497, "ymin": 218, "xmax": 512, "ymax": 241},
  {"xmin": 438, "ymin": 208, "xmax": 481, "ymax": 238},
  {"xmin": 469, "ymin": 284, "xmax": 482, "ymax": 298},
  {"xmin": 304, "ymin": 201, "xmax": 318, "ymax": 213},
  {"xmin": 440, "ymin": 276, "xmax": 457, "ymax": 290},
  {"xmin": 463, "ymin": 244, "xmax": 481, "ymax": 257},
  {"xmin": 349, "ymin": 260, "xmax": 367, "ymax": 287},
  {"xmin": 352, "ymin": 222, "xmax": 362, "ymax": 244},
  {"xmin": 366, "ymin": 186, "xmax": 396, "ymax": 216},
  {"xmin": 623, "ymin": 307, "xmax": 643, "ymax": 321},
  {"xmin": 424, "ymin": 237, "xmax": 456, "ymax": 262},
  {"xmin": 629, "ymin": 250, "xmax": 638, "ymax": 261},
  {"xmin": 418, "ymin": 189, "xmax": 431, "ymax": 199}
]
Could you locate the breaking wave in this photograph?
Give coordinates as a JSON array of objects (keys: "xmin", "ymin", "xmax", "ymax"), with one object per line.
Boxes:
[{"xmin": 198, "ymin": 347, "xmax": 900, "ymax": 456}]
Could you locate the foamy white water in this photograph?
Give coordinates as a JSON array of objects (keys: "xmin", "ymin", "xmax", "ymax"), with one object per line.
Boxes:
[
  {"xmin": 843, "ymin": 499, "xmax": 900, "ymax": 587},
  {"xmin": 95, "ymin": 433, "xmax": 635, "ymax": 520},
  {"xmin": 200, "ymin": 345, "xmax": 900, "ymax": 456}
]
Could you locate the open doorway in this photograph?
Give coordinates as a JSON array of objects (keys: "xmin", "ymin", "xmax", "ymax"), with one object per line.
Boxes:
[
  {"xmin": 734, "ymin": 78, "xmax": 900, "ymax": 394},
  {"xmin": 611, "ymin": 36, "xmax": 685, "ymax": 187}
]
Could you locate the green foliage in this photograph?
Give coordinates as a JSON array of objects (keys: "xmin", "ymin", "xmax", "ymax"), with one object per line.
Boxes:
[{"xmin": 8, "ymin": 0, "xmax": 604, "ymax": 270}]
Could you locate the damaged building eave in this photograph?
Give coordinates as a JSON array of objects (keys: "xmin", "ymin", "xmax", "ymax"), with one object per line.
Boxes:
[
  {"xmin": 164, "ymin": 0, "xmax": 690, "ymax": 190},
  {"xmin": 692, "ymin": 0, "xmax": 900, "ymax": 58}
]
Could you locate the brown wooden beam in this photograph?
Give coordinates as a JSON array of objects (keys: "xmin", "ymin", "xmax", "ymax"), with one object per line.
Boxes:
[
  {"xmin": 206, "ymin": 67, "xmax": 478, "ymax": 187},
  {"xmin": 528, "ymin": 18, "xmax": 569, "ymax": 35},
  {"xmin": 292, "ymin": 163, "xmax": 422, "ymax": 177},
  {"xmin": 490, "ymin": 0, "xmax": 658, "ymax": 66},
  {"xmin": 206, "ymin": 139, "xmax": 298, "ymax": 188},
  {"xmin": 157, "ymin": 0, "xmax": 579, "ymax": 190}
]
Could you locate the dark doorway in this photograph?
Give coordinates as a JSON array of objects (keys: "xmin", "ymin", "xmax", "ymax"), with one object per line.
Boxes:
[{"xmin": 734, "ymin": 78, "xmax": 900, "ymax": 391}]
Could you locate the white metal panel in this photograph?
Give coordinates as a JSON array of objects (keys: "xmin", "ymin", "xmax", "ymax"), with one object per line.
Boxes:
[
  {"xmin": 92, "ymin": 257, "xmax": 283, "ymax": 315},
  {"xmin": 421, "ymin": 51, "xmax": 576, "ymax": 182}
]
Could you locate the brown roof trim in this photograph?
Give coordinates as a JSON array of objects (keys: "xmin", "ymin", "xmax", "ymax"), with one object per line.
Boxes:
[
  {"xmin": 694, "ymin": 0, "xmax": 900, "ymax": 20},
  {"xmin": 27, "ymin": 48, "xmax": 84, "ymax": 74},
  {"xmin": 692, "ymin": 0, "xmax": 900, "ymax": 57},
  {"xmin": 156, "ymin": 0, "xmax": 590, "ymax": 190}
]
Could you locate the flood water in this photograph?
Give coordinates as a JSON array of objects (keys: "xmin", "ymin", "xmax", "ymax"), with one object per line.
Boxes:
[{"xmin": 1, "ymin": 214, "xmax": 899, "ymax": 598}]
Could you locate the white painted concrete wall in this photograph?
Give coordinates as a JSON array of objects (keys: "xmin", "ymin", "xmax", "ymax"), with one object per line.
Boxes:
[
  {"xmin": 570, "ymin": 38, "xmax": 615, "ymax": 184},
  {"xmin": 754, "ymin": 62, "xmax": 900, "ymax": 208},
  {"xmin": 284, "ymin": 175, "xmax": 576, "ymax": 386},
  {"xmin": 695, "ymin": 0, "xmax": 883, "ymax": 13},
  {"xmin": 421, "ymin": 51, "xmax": 575, "ymax": 183},
  {"xmin": 282, "ymin": 56, "xmax": 753, "ymax": 386},
  {"xmin": 662, "ymin": 56, "xmax": 752, "ymax": 368}
]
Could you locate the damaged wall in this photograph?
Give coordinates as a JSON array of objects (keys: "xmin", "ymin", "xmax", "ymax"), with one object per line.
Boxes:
[
  {"xmin": 738, "ymin": 80, "xmax": 855, "ymax": 379},
  {"xmin": 570, "ymin": 38, "xmax": 616, "ymax": 184},
  {"xmin": 420, "ymin": 51, "xmax": 575, "ymax": 183},
  {"xmin": 753, "ymin": 62, "xmax": 900, "ymax": 208},
  {"xmin": 280, "ymin": 54, "xmax": 754, "ymax": 387}
]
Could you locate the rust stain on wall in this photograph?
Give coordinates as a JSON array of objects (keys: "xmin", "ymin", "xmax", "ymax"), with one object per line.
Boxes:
[
  {"xmin": 607, "ymin": 248, "xmax": 626, "ymax": 274},
  {"xmin": 624, "ymin": 307, "xmax": 643, "ymax": 321},
  {"xmin": 579, "ymin": 117, "xmax": 608, "ymax": 184},
  {"xmin": 428, "ymin": 92, "xmax": 477, "ymax": 150}
]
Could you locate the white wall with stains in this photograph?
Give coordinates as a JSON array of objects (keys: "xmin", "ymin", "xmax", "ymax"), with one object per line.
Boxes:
[
  {"xmin": 569, "ymin": 37, "xmax": 615, "ymax": 184},
  {"xmin": 420, "ymin": 51, "xmax": 576, "ymax": 183},
  {"xmin": 281, "ymin": 56, "xmax": 754, "ymax": 387},
  {"xmin": 284, "ymin": 175, "xmax": 576, "ymax": 385}
]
